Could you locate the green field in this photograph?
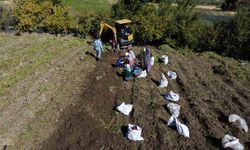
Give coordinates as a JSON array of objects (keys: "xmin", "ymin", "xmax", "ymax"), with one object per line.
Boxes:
[{"xmin": 62, "ymin": 0, "xmax": 117, "ymax": 14}]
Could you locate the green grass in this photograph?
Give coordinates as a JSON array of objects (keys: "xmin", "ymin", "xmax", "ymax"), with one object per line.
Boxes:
[
  {"xmin": 213, "ymin": 62, "xmax": 250, "ymax": 80},
  {"xmin": 62, "ymin": 0, "xmax": 117, "ymax": 14},
  {"xmin": 0, "ymin": 36, "xmax": 82, "ymax": 95}
]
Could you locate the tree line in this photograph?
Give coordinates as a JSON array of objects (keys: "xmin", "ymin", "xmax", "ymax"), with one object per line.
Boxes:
[{"xmin": 0, "ymin": 0, "xmax": 249, "ymax": 60}]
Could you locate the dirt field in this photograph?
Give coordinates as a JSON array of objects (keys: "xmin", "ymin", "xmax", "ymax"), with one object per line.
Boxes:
[
  {"xmin": 0, "ymin": 33, "xmax": 249, "ymax": 149},
  {"xmin": 41, "ymin": 49, "xmax": 250, "ymax": 150}
]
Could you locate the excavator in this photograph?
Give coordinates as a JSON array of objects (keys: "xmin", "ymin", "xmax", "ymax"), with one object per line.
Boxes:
[{"xmin": 99, "ymin": 19, "xmax": 134, "ymax": 51}]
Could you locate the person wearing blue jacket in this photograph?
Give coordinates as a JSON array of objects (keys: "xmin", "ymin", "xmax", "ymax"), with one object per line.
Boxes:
[{"xmin": 93, "ymin": 37, "xmax": 103, "ymax": 61}]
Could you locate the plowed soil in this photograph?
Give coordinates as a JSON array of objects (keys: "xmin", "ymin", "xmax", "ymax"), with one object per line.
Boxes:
[{"xmin": 42, "ymin": 49, "xmax": 250, "ymax": 149}]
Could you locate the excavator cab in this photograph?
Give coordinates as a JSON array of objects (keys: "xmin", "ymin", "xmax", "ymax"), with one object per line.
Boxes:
[
  {"xmin": 99, "ymin": 19, "xmax": 134, "ymax": 50},
  {"xmin": 115, "ymin": 19, "xmax": 134, "ymax": 47}
]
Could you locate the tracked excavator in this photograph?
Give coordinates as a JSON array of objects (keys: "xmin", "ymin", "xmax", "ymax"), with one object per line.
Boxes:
[{"xmin": 99, "ymin": 19, "xmax": 134, "ymax": 51}]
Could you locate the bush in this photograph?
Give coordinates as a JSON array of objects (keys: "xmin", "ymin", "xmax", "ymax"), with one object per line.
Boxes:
[
  {"xmin": 41, "ymin": 4, "xmax": 76, "ymax": 34},
  {"xmin": 112, "ymin": 0, "xmax": 249, "ymax": 60},
  {"xmin": 158, "ymin": 44, "xmax": 175, "ymax": 52},
  {"xmin": 14, "ymin": 0, "xmax": 76, "ymax": 34},
  {"xmin": 208, "ymin": 4, "xmax": 250, "ymax": 60},
  {"xmin": 213, "ymin": 62, "xmax": 249, "ymax": 80},
  {"xmin": 76, "ymin": 13, "xmax": 94, "ymax": 38},
  {"xmin": 112, "ymin": 0, "xmax": 204, "ymax": 48},
  {"xmin": 0, "ymin": 4, "xmax": 16, "ymax": 30},
  {"xmin": 201, "ymin": 51, "xmax": 223, "ymax": 62}
]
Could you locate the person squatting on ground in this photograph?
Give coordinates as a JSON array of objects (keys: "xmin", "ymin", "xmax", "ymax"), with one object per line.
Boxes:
[
  {"xmin": 125, "ymin": 47, "xmax": 136, "ymax": 66},
  {"xmin": 116, "ymin": 56, "xmax": 124, "ymax": 67},
  {"xmin": 125, "ymin": 52, "xmax": 135, "ymax": 67},
  {"xmin": 127, "ymin": 46, "xmax": 136, "ymax": 59},
  {"xmin": 123, "ymin": 64, "xmax": 133, "ymax": 81},
  {"xmin": 93, "ymin": 37, "xmax": 103, "ymax": 61}
]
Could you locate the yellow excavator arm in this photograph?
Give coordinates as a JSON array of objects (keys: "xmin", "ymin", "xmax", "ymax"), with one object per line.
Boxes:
[{"xmin": 99, "ymin": 21, "xmax": 117, "ymax": 42}]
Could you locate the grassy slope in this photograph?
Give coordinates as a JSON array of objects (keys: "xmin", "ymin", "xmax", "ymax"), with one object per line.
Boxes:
[{"xmin": 0, "ymin": 33, "xmax": 96, "ymax": 149}]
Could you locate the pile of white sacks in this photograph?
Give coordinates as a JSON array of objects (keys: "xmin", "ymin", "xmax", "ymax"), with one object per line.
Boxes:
[
  {"xmin": 159, "ymin": 57, "xmax": 190, "ymax": 138},
  {"xmin": 114, "ymin": 54, "xmax": 248, "ymax": 148},
  {"xmin": 160, "ymin": 55, "xmax": 249, "ymax": 146},
  {"xmin": 221, "ymin": 114, "xmax": 248, "ymax": 150},
  {"xmin": 114, "ymin": 54, "xmax": 188, "ymax": 141},
  {"xmin": 116, "ymin": 102, "xmax": 144, "ymax": 141}
]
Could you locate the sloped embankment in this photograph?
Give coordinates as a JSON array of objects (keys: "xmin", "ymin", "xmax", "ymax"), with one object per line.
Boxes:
[
  {"xmin": 0, "ymin": 33, "xmax": 96, "ymax": 149},
  {"xmin": 42, "ymin": 47, "xmax": 250, "ymax": 149}
]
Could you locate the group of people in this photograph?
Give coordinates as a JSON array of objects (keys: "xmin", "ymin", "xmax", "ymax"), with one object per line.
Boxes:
[
  {"xmin": 93, "ymin": 35, "xmax": 154, "ymax": 81},
  {"xmin": 116, "ymin": 46, "xmax": 154, "ymax": 81}
]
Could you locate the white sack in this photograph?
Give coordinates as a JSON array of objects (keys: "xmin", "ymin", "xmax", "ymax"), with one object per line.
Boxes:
[
  {"xmin": 116, "ymin": 102, "xmax": 133, "ymax": 116},
  {"xmin": 164, "ymin": 91, "xmax": 179, "ymax": 102},
  {"xmin": 229, "ymin": 114, "xmax": 248, "ymax": 132},
  {"xmin": 150, "ymin": 56, "xmax": 155, "ymax": 66},
  {"xmin": 167, "ymin": 117, "xmax": 190, "ymax": 138},
  {"xmin": 167, "ymin": 103, "xmax": 180, "ymax": 117},
  {"xmin": 167, "ymin": 115, "xmax": 176, "ymax": 126},
  {"xmin": 222, "ymin": 134, "xmax": 244, "ymax": 150},
  {"xmin": 159, "ymin": 73, "xmax": 168, "ymax": 88},
  {"xmin": 167, "ymin": 70, "xmax": 177, "ymax": 80},
  {"xmin": 137, "ymin": 70, "xmax": 147, "ymax": 78},
  {"xmin": 175, "ymin": 118, "xmax": 190, "ymax": 138},
  {"xmin": 126, "ymin": 124, "xmax": 144, "ymax": 141},
  {"xmin": 162, "ymin": 55, "xmax": 169, "ymax": 65}
]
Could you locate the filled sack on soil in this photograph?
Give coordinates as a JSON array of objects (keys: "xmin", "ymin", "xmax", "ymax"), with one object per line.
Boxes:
[
  {"xmin": 150, "ymin": 56, "xmax": 155, "ymax": 66},
  {"xmin": 137, "ymin": 70, "xmax": 147, "ymax": 78},
  {"xmin": 167, "ymin": 117, "xmax": 190, "ymax": 138},
  {"xmin": 116, "ymin": 102, "xmax": 133, "ymax": 116},
  {"xmin": 222, "ymin": 134, "xmax": 244, "ymax": 150},
  {"xmin": 161, "ymin": 55, "xmax": 169, "ymax": 65},
  {"xmin": 167, "ymin": 70, "xmax": 177, "ymax": 80},
  {"xmin": 159, "ymin": 73, "xmax": 168, "ymax": 88},
  {"xmin": 167, "ymin": 115, "xmax": 176, "ymax": 126},
  {"xmin": 132, "ymin": 67, "xmax": 143, "ymax": 77},
  {"xmin": 229, "ymin": 114, "xmax": 248, "ymax": 132},
  {"xmin": 175, "ymin": 118, "xmax": 190, "ymax": 138},
  {"xmin": 167, "ymin": 103, "xmax": 180, "ymax": 117},
  {"xmin": 164, "ymin": 91, "xmax": 179, "ymax": 102},
  {"xmin": 126, "ymin": 124, "xmax": 144, "ymax": 141}
]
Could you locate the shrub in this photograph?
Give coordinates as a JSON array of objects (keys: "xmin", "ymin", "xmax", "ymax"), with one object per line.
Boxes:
[
  {"xmin": 213, "ymin": 62, "xmax": 249, "ymax": 80},
  {"xmin": 0, "ymin": 4, "xmax": 16, "ymax": 30},
  {"xmin": 14, "ymin": 0, "xmax": 76, "ymax": 34},
  {"xmin": 158, "ymin": 44, "xmax": 175, "ymax": 52},
  {"xmin": 210, "ymin": 4, "xmax": 250, "ymax": 60},
  {"xmin": 76, "ymin": 13, "xmax": 94, "ymax": 38},
  {"xmin": 41, "ymin": 4, "xmax": 76, "ymax": 34},
  {"xmin": 201, "ymin": 51, "xmax": 223, "ymax": 62},
  {"xmin": 112, "ymin": 0, "xmax": 204, "ymax": 48}
]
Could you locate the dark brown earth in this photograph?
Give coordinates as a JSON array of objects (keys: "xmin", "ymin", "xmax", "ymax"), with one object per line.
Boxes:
[{"xmin": 41, "ymin": 49, "xmax": 250, "ymax": 150}]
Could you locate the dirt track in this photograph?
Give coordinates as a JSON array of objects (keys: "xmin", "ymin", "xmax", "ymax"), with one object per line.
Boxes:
[{"xmin": 42, "ymin": 49, "xmax": 250, "ymax": 149}]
